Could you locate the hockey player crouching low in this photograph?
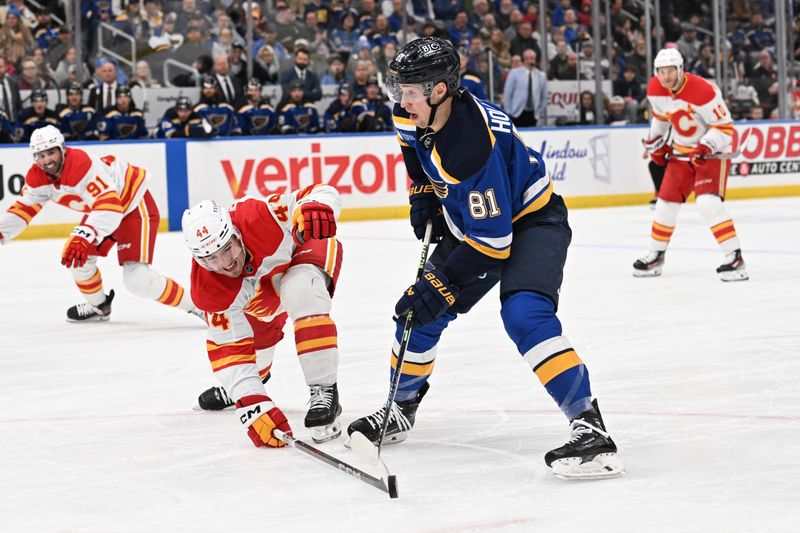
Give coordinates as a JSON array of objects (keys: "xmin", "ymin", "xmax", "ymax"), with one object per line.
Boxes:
[
  {"xmin": 182, "ymin": 187, "xmax": 344, "ymax": 446},
  {"xmin": 0, "ymin": 125, "xmax": 203, "ymax": 322},
  {"xmin": 346, "ymin": 37, "xmax": 624, "ymax": 479}
]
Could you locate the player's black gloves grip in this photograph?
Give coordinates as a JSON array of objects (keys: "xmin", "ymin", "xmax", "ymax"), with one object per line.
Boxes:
[
  {"xmin": 395, "ymin": 270, "xmax": 459, "ymax": 327},
  {"xmin": 409, "ymin": 183, "xmax": 446, "ymax": 242}
]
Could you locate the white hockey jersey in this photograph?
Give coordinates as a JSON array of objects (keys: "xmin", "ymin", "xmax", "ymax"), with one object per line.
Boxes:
[
  {"xmin": 647, "ymin": 73, "xmax": 735, "ymax": 155},
  {"xmin": 0, "ymin": 148, "xmax": 149, "ymax": 243},
  {"xmin": 191, "ymin": 185, "xmax": 342, "ymax": 400}
]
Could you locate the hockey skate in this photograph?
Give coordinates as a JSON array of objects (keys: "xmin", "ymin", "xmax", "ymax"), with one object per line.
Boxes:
[
  {"xmin": 717, "ymin": 249, "xmax": 749, "ymax": 282},
  {"xmin": 545, "ymin": 399, "xmax": 624, "ymax": 480},
  {"xmin": 196, "ymin": 372, "xmax": 271, "ymax": 411},
  {"xmin": 66, "ymin": 290, "xmax": 115, "ymax": 322},
  {"xmin": 197, "ymin": 386, "xmax": 234, "ymax": 411},
  {"xmin": 346, "ymin": 382, "xmax": 429, "ymax": 446},
  {"xmin": 305, "ymin": 383, "xmax": 342, "ymax": 443},
  {"xmin": 632, "ymin": 250, "xmax": 665, "ymax": 277}
]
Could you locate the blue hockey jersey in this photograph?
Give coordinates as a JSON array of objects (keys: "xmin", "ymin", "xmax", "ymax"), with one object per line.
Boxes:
[{"xmin": 393, "ymin": 90, "xmax": 552, "ymax": 261}]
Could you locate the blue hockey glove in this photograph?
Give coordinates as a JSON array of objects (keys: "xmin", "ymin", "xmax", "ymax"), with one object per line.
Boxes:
[
  {"xmin": 409, "ymin": 183, "xmax": 446, "ymax": 242},
  {"xmin": 395, "ymin": 270, "xmax": 459, "ymax": 327}
]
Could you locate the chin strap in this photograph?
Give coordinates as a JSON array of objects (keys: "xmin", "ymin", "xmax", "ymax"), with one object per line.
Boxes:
[{"xmin": 419, "ymin": 92, "xmax": 452, "ymax": 149}]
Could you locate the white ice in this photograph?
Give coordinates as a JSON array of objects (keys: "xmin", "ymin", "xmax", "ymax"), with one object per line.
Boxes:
[{"xmin": 1, "ymin": 198, "xmax": 799, "ymax": 532}]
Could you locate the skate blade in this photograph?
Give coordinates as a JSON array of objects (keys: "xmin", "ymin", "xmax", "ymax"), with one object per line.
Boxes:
[
  {"xmin": 550, "ymin": 453, "xmax": 626, "ymax": 480},
  {"xmin": 720, "ymin": 270, "xmax": 749, "ymax": 282},
  {"xmin": 66, "ymin": 316, "xmax": 111, "ymax": 323},
  {"xmin": 192, "ymin": 404, "xmax": 234, "ymax": 412},
  {"xmin": 308, "ymin": 419, "xmax": 342, "ymax": 443},
  {"xmin": 345, "ymin": 430, "xmax": 408, "ymax": 457},
  {"xmin": 633, "ymin": 268, "xmax": 662, "ymax": 277}
]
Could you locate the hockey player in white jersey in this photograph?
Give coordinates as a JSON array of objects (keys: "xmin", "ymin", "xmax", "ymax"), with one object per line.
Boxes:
[
  {"xmin": 0, "ymin": 125, "xmax": 203, "ymax": 321},
  {"xmin": 636, "ymin": 48, "xmax": 748, "ymax": 281}
]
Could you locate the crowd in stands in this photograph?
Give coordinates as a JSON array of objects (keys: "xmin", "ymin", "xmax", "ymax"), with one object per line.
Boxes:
[{"xmin": 1, "ymin": 0, "xmax": 799, "ymax": 143}]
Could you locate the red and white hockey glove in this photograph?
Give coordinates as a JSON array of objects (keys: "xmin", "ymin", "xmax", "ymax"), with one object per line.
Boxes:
[
  {"xmin": 61, "ymin": 225, "xmax": 97, "ymax": 269},
  {"xmin": 292, "ymin": 201, "xmax": 336, "ymax": 244},
  {"xmin": 236, "ymin": 394, "xmax": 291, "ymax": 448},
  {"xmin": 643, "ymin": 136, "xmax": 670, "ymax": 166},
  {"xmin": 690, "ymin": 144, "xmax": 714, "ymax": 167}
]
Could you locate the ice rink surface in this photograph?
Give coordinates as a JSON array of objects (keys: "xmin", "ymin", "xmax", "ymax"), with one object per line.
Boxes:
[{"xmin": 1, "ymin": 197, "xmax": 799, "ymax": 532}]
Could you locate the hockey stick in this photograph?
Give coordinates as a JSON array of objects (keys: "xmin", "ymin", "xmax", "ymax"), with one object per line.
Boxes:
[
  {"xmin": 274, "ymin": 430, "xmax": 399, "ymax": 499},
  {"xmin": 667, "ymin": 127, "xmax": 755, "ymax": 161}
]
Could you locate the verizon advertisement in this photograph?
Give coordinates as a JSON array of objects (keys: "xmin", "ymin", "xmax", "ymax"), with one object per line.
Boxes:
[
  {"xmin": 185, "ymin": 135, "xmax": 410, "ymax": 210},
  {"xmin": 0, "ymin": 141, "xmax": 169, "ymax": 229}
]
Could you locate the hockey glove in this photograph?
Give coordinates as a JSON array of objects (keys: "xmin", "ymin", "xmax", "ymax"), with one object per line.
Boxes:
[
  {"xmin": 292, "ymin": 201, "xmax": 336, "ymax": 244},
  {"xmin": 61, "ymin": 225, "xmax": 97, "ymax": 269},
  {"xmin": 395, "ymin": 269, "xmax": 459, "ymax": 327},
  {"xmin": 409, "ymin": 183, "xmax": 446, "ymax": 242},
  {"xmin": 643, "ymin": 134, "xmax": 670, "ymax": 167},
  {"xmin": 690, "ymin": 144, "xmax": 714, "ymax": 167},
  {"xmin": 236, "ymin": 394, "xmax": 292, "ymax": 448}
]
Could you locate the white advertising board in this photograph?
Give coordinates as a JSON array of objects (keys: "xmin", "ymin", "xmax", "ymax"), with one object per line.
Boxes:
[{"xmin": 0, "ymin": 141, "xmax": 169, "ymax": 232}]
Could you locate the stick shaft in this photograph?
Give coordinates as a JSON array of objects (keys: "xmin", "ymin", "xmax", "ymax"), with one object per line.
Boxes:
[{"xmin": 377, "ymin": 221, "xmax": 434, "ymax": 456}]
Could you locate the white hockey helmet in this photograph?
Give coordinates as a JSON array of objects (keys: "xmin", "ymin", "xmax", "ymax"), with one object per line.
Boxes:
[
  {"xmin": 181, "ymin": 200, "xmax": 239, "ymax": 259},
  {"xmin": 653, "ymin": 48, "xmax": 684, "ymax": 75},
  {"xmin": 29, "ymin": 125, "xmax": 65, "ymax": 158}
]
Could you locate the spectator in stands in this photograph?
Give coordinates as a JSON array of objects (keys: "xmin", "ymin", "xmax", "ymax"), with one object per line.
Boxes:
[
  {"xmin": 503, "ymin": 9, "xmax": 524, "ymax": 42},
  {"xmin": 357, "ymin": 0, "xmax": 379, "ymax": 32},
  {"xmin": 367, "ymin": 15, "xmax": 398, "ymax": 51},
  {"xmin": 551, "ymin": 0, "xmax": 571, "ymax": 29},
  {"xmin": 548, "ymin": 41, "xmax": 570, "ymax": 80},
  {"xmin": 175, "ymin": 0, "xmax": 206, "ymax": 34},
  {"xmin": 613, "ymin": 64, "xmax": 643, "ymax": 102},
  {"xmin": 57, "ymin": 82, "xmax": 96, "ymax": 141},
  {"xmin": 387, "ymin": 0, "xmax": 406, "ymax": 33},
  {"xmin": 579, "ymin": 41, "xmax": 608, "ymax": 80},
  {"xmin": 448, "ymin": 11, "xmax": 474, "ymax": 48},
  {"xmin": 131, "ymin": 60, "xmax": 161, "ymax": 89},
  {"xmin": 213, "ymin": 26, "xmax": 236, "ymax": 58},
  {"xmin": 274, "ymin": 2, "xmax": 306, "ymax": 53},
  {"xmin": 560, "ymin": 9, "xmax": 582, "ymax": 49},
  {"xmin": 226, "ymin": 43, "xmax": 248, "ymax": 87},
  {"xmin": 321, "ymin": 54, "xmax": 352, "ymax": 86},
  {"xmin": 278, "ymin": 80, "xmax": 321, "ymax": 134},
  {"xmin": 114, "ymin": 0, "xmax": 146, "ymax": 40},
  {"xmin": 469, "ymin": 0, "xmax": 491, "ymax": 33},
  {"xmin": 606, "ymin": 95, "xmax": 630, "ymax": 125},
  {"xmin": 625, "ymin": 37, "xmax": 649, "ymax": 83},
  {"xmin": 95, "ymin": 85, "xmax": 148, "ymax": 140},
  {"xmin": 280, "ymin": 48, "xmax": 322, "ymax": 104},
  {"xmin": 395, "ymin": 18, "xmax": 421, "ymax": 44},
  {"xmin": 375, "ymin": 42, "xmax": 398, "ymax": 78},
  {"xmin": 173, "ymin": 18, "xmax": 212, "ymax": 65},
  {"xmin": 0, "ymin": 56, "xmax": 22, "ymax": 123},
  {"xmin": 747, "ymin": 12, "xmax": 774, "ymax": 52},
  {"xmin": 495, "ymin": 0, "xmax": 515, "ymax": 30},
  {"xmin": 576, "ymin": 0, "xmax": 593, "ymax": 27},
  {"xmin": 577, "ymin": 90, "xmax": 606, "ymax": 125},
  {"xmin": 350, "ymin": 59, "xmax": 373, "ymax": 100},
  {"xmin": 750, "ymin": 49, "xmax": 778, "ymax": 117},
  {"xmin": 509, "ymin": 21, "xmax": 540, "ymax": 59},
  {"xmin": 0, "ymin": 7, "xmax": 35, "ymax": 66},
  {"xmin": 46, "ymin": 25, "xmax": 73, "ymax": 70},
  {"xmin": 156, "ymin": 95, "xmax": 197, "ymax": 138},
  {"xmin": 554, "ymin": 51, "xmax": 580, "ymax": 80},
  {"xmin": 459, "ymin": 49, "xmax": 488, "ymax": 99},
  {"xmin": 690, "ymin": 44, "xmax": 715, "ymax": 79},
  {"xmin": 31, "ymin": 48, "xmax": 58, "ymax": 89},
  {"xmin": 195, "ymin": 75, "xmax": 241, "ymax": 136},
  {"xmin": 434, "ymin": 0, "xmax": 462, "ymax": 22},
  {"xmin": 503, "ymin": 48, "xmax": 547, "ymax": 127},
  {"xmin": 32, "ymin": 7, "xmax": 59, "ymax": 52},
  {"xmin": 299, "ymin": 10, "xmax": 331, "ymax": 61},
  {"xmin": 87, "ymin": 58, "xmax": 119, "ymax": 113},
  {"xmin": 17, "ymin": 56, "xmax": 46, "ymax": 91},
  {"xmin": 252, "ymin": 44, "xmax": 281, "ymax": 85},
  {"xmin": 676, "ymin": 22, "xmax": 700, "ymax": 66},
  {"xmin": 16, "ymin": 89, "xmax": 60, "ymax": 142},
  {"xmin": 489, "ymin": 29, "xmax": 512, "ymax": 71},
  {"xmin": 142, "ymin": 0, "xmax": 165, "ymax": 37},
  {"xmin": 237, "ymin": 78, "xmax": 277, "ymax": 136},
  {"xmin": 612, "ymin": 17, "xmax": 634, "ymax": 55},
  {"xmin": 331, "ymin": 11, "xmax": 360, "ymax": 56}
]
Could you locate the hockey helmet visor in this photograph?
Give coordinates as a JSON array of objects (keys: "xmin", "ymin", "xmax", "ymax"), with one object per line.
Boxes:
[{"xmin": 385, "ymin": 37, "xmax": 460, "ymax": 104}]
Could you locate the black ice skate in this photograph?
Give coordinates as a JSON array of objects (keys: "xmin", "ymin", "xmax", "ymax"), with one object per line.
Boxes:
[
  {"xmin": 197, "ymin": 386, "xmax": 234, "ymax": 411},
  {"xmin": 717, "ymin": 249, "xmax": 749, "ymax": 282},
  {"xmin": 545, "ymin": 399, "xmax": 624, "ymax": 480},
  {"xmin": 347, "ymin": 382, "xmax": 429, "ymax": 446},
  {"xmin": 305, "ymin": 383, "xmax": 343, "ymax": 443},
  {"xmin": 632, "ymin": 250, "xmax": 665, "ymax": 277},
  {"xmin": 196, "ymin": 372, "xmax": 271, "ymax": 411},
  {"xmin": 66, "ymin": 290, "xmax": 115, "ymax": 322}
]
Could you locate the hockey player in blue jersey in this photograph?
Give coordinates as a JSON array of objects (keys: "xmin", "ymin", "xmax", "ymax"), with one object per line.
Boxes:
[
  {"xmin": 347, "ymin": 37, "xmax": 624, "ymax": 480},
  {"xmin": 237, "ymin": 78, "xmax": 277, "ymax": 136},
  {"xmin": 95, "ymin": 85, "xmax": 149, "ymax": 140},
  {"xmin": 194, "ymin": 75, "xmax": 241, "ymax": 137},
  {"xmin": 57, "ymin": 82, "xmax": 97, "ymax": 141},
  {"xmin": 16, "ymin": 89, "xmax": 60, "ymax": 143}
]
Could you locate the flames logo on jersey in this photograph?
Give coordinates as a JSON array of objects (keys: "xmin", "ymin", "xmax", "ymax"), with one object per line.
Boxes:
[{"xmin": 668, "ymin": 105, "xmax": 698, "ymax": 137}]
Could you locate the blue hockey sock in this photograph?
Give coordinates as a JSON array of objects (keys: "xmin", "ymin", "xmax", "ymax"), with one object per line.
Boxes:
[
  {"xmin": 501, "ymin": 291, "xmax": 592, "ymax": 419},
  {"xmin": 390, "ymin": 311, "xmax": 455, "ymax": 401}
]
